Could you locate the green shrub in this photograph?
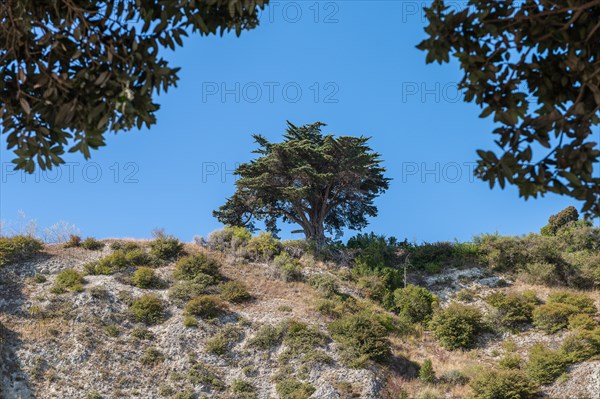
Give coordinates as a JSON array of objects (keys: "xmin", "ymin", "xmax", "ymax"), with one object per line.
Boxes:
[
  {"xmin": 207, "ymin": 226, "xmax": 252, "ymax": 251},
  {"xmin": 84, "ymin": 249, "xmax": 150, "ymax": 275},
  {"xmin": 52, "ymin": 269, "xmax": 85, "ymax": 293},
  {"xmin": 498, "ymin": 353, "xmax": 522, "ymax": 370},
  {"xmin": 219, "ymin": 280, "xmax": 251, "ymax": 303},
  {"xmin": 525, "ymin": 344, "xmax": 567, "ymax": 385},
  {"xmin": 532, "ymin": 302, "xmax": 579, "ymax": 333},
  {"xmin": 205, "ymin": 334, "xmax": 228, "ymax": 355},
  {"xmin": 440, "ymin": 370, "xmax": 469, "ymax": 385},
  {"xmin": 568, "ymin": 313, "xmax": 597, "ymax": 330},
  {"xmin": 81, "ymin": 237, "xmax": 105, "ymax": 250},
  {"xmin": 519, "ymin": 262, "xmax": 561, "ymax": 286},
  {"xmin": 547, "ymin": 290, "xmax": 597, "ymax": 314},
  {"xmin": 393, "ymin": 284, "xmax": 436, "ymax": 323},
  {"xmin": 231, "ymin": 379, "xmax": 257, "ymax": 399},
  {"xmin": 328, "ymin": 311, "xmax": 390, "ymax": 367},
  {"xmin": 281, "ymin": 239, "xmax": 309, "ymax": 258},
  {"xmin": 559, "ymin": 328, "xmax": 600, "ymax": 362},
  {"xmin": 347, "ymin": 232, "xmax": 404, "ymax": 269},
  {"xmin": 149, "ymin": 233, "xmax": 183, "ymax": 261},
  {"xmin": 0, "ymin": 235, "xmax": 43, "ymax": 267},
  {"xmin": 187, "ymin": 360, "xmax": 225, "ymax": 390},
  {"xmin": 308, "ymin": 274, "xmax": 338, "ymax": 298},
  {"xmin": 183, "ymin": 315, "xmax": 198, "ymax": 328},
  {"xmin": 249, "ymin": 323, "xmax": 286, "ymax": 350},
  {"xmin": 140, "ymin": 347, "xmax": 164, "ymax": 365},
  {"xmin": 246, "ymin": 232, "xmax": 281, "ymax": 260},
  {"xmin": 474, "ymin": 234, "xmax": 529, "ymax": 272},
  {"xmin": 273, "ymin": 253, "xmax": 303, "ymax": 282},
  {"xmin": 86, "ymin": 392, "xmax": 103, "ymax": 399},
  {"xmin": 541, "ymin": 206, "xmax": 579, "ymax": 236},
  {"xmin": 131, "ymin": 326, "xmax": 154, "ymax": 340},
  {"xmin": 173, "ymin": 254, "xmax": 221, "ymax": 281},
  {"xmin": 410, "ymin": 241, "xmax": 456, "ymax": 271},
  {"xmin": 486, "ymin": 292, "xmax": 534, "ymax": 329},
  {"xmin": 184, "ymin": 295, "xmax": 225, "ymax": 319},
  {"xmin": 283, "ymin": 320, "xmax": 328, "ymax": 358},
  {"xmin": 419, "ymin": 359, "xmax": 436, "ymax": 383},
  {"xmin": 416, "ymin": 390, "xmax": 443, "ymax": 399},
  {"xmin": 276, "ymin": 378, "xmax": 315, "ymax": 399},
  {"xmin": 470, "ymin": 369, "xmax": 534, "ymax": 399},
  {"xmin": 430, "ymin": 303, "xmax": 483, "ymax": 350},
  {"xmin": 132, "ymin": 267, "xmax": 159, "ymax": 288},
  {"xmin": 168, "ymin": 282, "xmax": 209, "ymax": 306},
  {"xmin": 130, "ymin": 294, "xmax": 164, "ymax": 325}
]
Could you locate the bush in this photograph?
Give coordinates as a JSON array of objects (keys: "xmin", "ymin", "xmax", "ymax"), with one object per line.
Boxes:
[
  {"xmin": 470, "ymin": 369, "xmax": 534, "ymax": 399},
  {"xmin": 248, "ymin": 323, "xmax": 286, "ymax": 350},
  {"xmin": 231, "ymin": 379, "xmax": 257, "ymax": 399},
  {"xmin": 532, "ymin": 302, "xmax": 579, "ymax": 333},
  {"xmin": 568, "ymin": 314, "xmax": 597, "ymax": 331},
  {"xmin": 219, "ymin": 281, "xmax": 251, "ymax": 303},
  {"xmin": 132, "ymin": 267, "xmax": 159, "ymax": 288},
  {"xmin": 328, "ymin": 312, "xmax": 390, "ymax": 367},
  {"xmin": 440, "ymin": 370, "xmax": 469, "ymax": 385},
  {"xmin": 140, "ymin": 347, "xmax": 164, "ymax": 365},
  {"xmin": 173, "ymin": 254, "xmax": 221, "ymax": 281},
  {"xmin": 130, "ymin": 294, "xmax": 164, "ymax": 325},
  {"xmin": 419, "ymin": 359, "xmax": 436, "ymax": 383},
  {"xmin": 273, "ymin": 253, "xmax": 303, "ymax": 282},
  {"xmin": 541, "ymin": 206, "xmax": 579, "ymax": 236},
  {"xmin": 184, "ymin": 295, "xmax": 225, "ymax": 319},
  {"xmin": 276, "ymin": 378, "xmax": 315, "ymax": 399},
  {"xmin": 168, "ymin": 282, "xmax": 209, "ymax": 306},
  {"xmin": 416, "ymin": 390, "xmax": 442, "ymax": 399},
  {"xmin": 498, "ymin": 353, "xmax": 522, "ymax": 370},
  {"xmin": 207, "ymin": 226, "xmax": 252, "ymax": 251},
  {"xmin": 547, "ymin": 290, "xmax": 597, "ymax": 314},
  {"xmin": 559, "ymin": 328, "xmax": 600, "ymax": 362},
  {"xmin": 347, "ymin": 232, "xmax": 404, "ymax": 269},
  {"xmin": 64, "ymin": 234, "xmax": 81, "ymax": 248},
  {"xmin": 52, "ymin": 269, "xmax": 85, "ymax": 293},
  {"xmin": 81, "ymin": 237, "xmax": 105, "ymax": 250},
  {"xmin": 486, "ymin": 292, "xmax": 534, "ymax": 329},
  {"xmin": 430, "ymin": 303, "xmax": 483, "ymax": 350},
  {"xmin": 410, "ymin": 241, "xmax": 456, "ymax": 271},
  {"xmin": 0, "ymin": 235, "xmax": 43, "ymax": 267},
  {"xmin": 149, "ymin": 233, "xmax": 183, "ymax": 261},
  {"xmin": 525, "ymin": 344, "xmax": 567, "ymax": 385},
  {"xmin": 393, "ymin": 284, "xmax": 436, "ymax": 323},
  {"xmin": 283, "ymin": 320, "xmax": 329, "ymax": 360},
  {"xmin": 84, "ymin": 249, "xmax": 150, "ymax": 275},
  {"xmin": 246, "ymin": 232, "xmax": 281, "ymax": 260},
  {"xmin": 308, "ymin": 274, "xmax": 339, "ymax": 298}
]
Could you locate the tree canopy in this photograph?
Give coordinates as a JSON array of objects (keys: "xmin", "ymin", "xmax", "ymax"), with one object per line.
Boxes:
[
  {"xmin": 213, "ymin": 122, "xmax": 390, "ymax": 246},
  {"xmin": 417, "ymin": 0, "xmax": 600, "ymax": 217},
  {"xmin": 0, "ymin": 0, "xmax": 268, "ymax": 171}
]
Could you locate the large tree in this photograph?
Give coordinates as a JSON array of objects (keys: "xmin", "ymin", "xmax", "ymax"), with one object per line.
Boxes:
[
  {"xmin": 417, "ymin": 0, "xmax": 600, "ymax": 217},
  {"xmin": 0, "ymin": 0, "xmax": 268, "ymax": 172},
  {"xmin": 213, "ymin": 122, "xmax": 390, "ymax": 247}
]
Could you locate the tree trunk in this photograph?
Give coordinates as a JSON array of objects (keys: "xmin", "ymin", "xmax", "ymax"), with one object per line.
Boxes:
[{"xmin": 303, "ymin": 221, "xmax": 326, "ymax": 250}]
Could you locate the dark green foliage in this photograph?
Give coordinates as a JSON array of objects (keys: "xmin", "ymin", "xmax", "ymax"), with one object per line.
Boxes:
[
  {"xmin": 0, "ymin": 235, "xmax": 43, "ymax": 267},
  {"xmin": 418, "ymin": 2, "xmax": 600, "ymax": 216},
  {"xmin": 149, "ymin": 234, "xmax": 184, "ymax": 261},
  {"xmin": 84, "ymin": 248, "xmax": 150, "ymax": 275},
  {"xmin": 347, "ymin": 232, "xmax": 406, "ymax": 269},
  {"xmin": 1, "ymin": 0, "xmax": 269, "ymax": 172},
  {"xmin": 525, "ymin": 344, "xmax": 568, "ymax": 385},
  {"xmin": 430, "ymin": 303, "xmax": 483, "ymax": 350},
  {"xmin": 419, "ymin": 359, "xmax": 436, "ymax": 384},
  {"xmin": 410, "ymin": 242, "xmax": 456, "ymax": 271},
  {"xmin": 245, "ymin": 232, "xmax": 281, "ymax": 260},
  {"xmin": 328, "ymin": 312, "xmax": 390, "ymax": 367},
  {"xmin": 168, "ymin": 282, "xmax": 210, "ymax": 306},
  {"xmin": 140, "ymin": 347, "xmax": 164, "ymax": 365},
  {"xmin": 80, "ymin": 237, "xmax": 105, "ymax": 250},
  {"xmin": 52, "ymin": 269, "xmax": 85, "ymax": 293},
  {"xmin": 248, "ymin": 323, "xmax": 286, "ymax": 350},
  {"xmin": 533, "ymin": 303, "xmax": 579, "ymax": 333},
  {"xmin": 283, "ymin": 320, "xmax": 328, "ymax": 357},
  {"xmin": 187, "ymin": 360, "xmax": 225, "ymax": 391},
  {"xmin": 308, "ymin": 274, "xmax": 339, "ymax": 298},
  {"xmin": 498, "ymin": 353, "xmax": 522, "ymax": 370},
  {"xmin": 559, "ymin": 328, "xmax": 600, "ymax": 363},
  {"xmin": 273, "ymin": 253, "xmax": 303, "ymax": 282},
  {"xmin": 174, "ymin": 254, "xmax": 221, "ymax": 281},
  {"xmin": 541, "ymin": 207, "xmax": 580, "ymax": 236},
  {"xmin": 470, "ymin": 369, "xmax": 534, "ymax": 399},
  {"xmin": 276, "ymin": 378, "xmax": 315, "ymax": 399},
  {"xmin": 214, "ymin": 122, "xmax": 390, "ymax": 246},
  {"xmin": 184, "ymin": 295, "xmax": 225, "ymax": 319},
  {"xmin": 547, "ymin": 291, "xmax": 597, "ymax": 314},
  {"xmin": 130, "ymin": 294, "xmax": 164, "ymax": 325},
  {"xmin": 486, "ymin": 292, "xmax": 535, "ymax": 329},
  {"xmin": 219, "ymin": 280, "xmax": 251, "ymax": 303},
  {"xmin": 231, "ymin": 379, "xmax": 257, "ymax": 399},
  {"xmin": 393, "ymin": 284, "xmax": 436, "ymax": 323},
  {"xmin": 132, "ymin": 267, "xmax": 160, "ymax": 288},
  {"xmin": 568, "ymin": 314, "xmax": 597, "ymax": 331}
]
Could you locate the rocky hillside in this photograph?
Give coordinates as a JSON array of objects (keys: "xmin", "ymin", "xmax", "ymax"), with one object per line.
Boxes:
[{"xmin": 0, "ymin": 228, "xmax": 599, "ymax": 399}]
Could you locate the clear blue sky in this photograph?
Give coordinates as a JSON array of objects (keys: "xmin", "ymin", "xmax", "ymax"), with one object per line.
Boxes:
[{"xmin": 1, "ymin": 1, "xmax": 597, "ymax": 242}]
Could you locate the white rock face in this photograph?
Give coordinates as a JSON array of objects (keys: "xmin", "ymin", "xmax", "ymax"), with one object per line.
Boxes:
[{"xmin": 545, "ymin": 361, "xmax": 600, "ymax": 399}]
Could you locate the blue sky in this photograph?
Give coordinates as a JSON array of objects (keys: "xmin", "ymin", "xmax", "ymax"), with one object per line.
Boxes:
[{"xmin": 0, "ymin": 1, "xmax": 597, "ymax": 242}]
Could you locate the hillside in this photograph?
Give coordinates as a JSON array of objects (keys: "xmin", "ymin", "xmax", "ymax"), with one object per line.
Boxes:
[{"xmin": 0, "ymin": 222, "xmax": 599, "ymax": 399}]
